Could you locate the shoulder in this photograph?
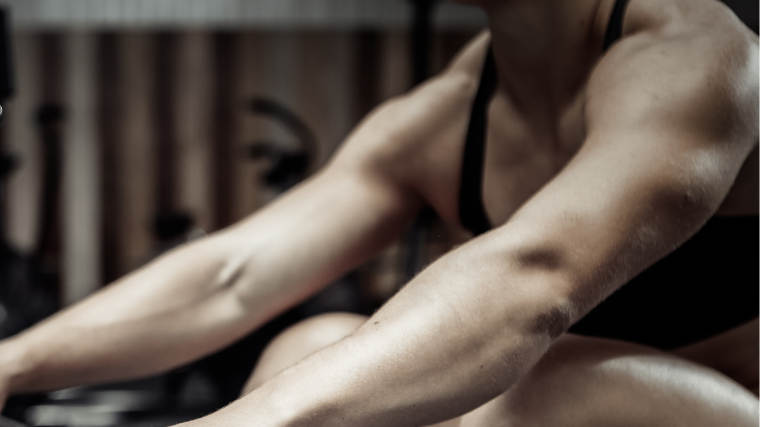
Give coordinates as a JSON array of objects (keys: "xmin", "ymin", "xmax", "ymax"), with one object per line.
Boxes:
[
  {"xmin": 587, "ymin": 0, "xmax": 758, "ymax": 145},
  {"xmin": 329, "ymin": 31, "xmax": 492, "ymax": 192},
  {"xmin": 580, "ymin": 0, "xmax": 757, "ymax": 215}
]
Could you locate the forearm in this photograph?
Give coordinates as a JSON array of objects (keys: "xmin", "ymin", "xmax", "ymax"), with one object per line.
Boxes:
[
  {"xmin": 197, "ymin": 235, "xmax": 574, "ymax": 427},
  {"xmin": 0, "ymin": 168, "xmax": 414, "ymax": 397},
  {"xmin": 0, "ymin": 231, "xmax": 275, "ymax": 395}
]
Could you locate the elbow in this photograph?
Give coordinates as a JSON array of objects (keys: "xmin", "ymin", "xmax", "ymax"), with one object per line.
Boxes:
[
  {"xmin": 530, "ymin": 301, "xmax": 576, "ymax": 340},
  {"xmin": 216, "ymin": 249, "xmax": 300, "ymax": 325},
  {"xmin": 504, "ymin": 244, "xmax": 585, "ymax": 341},
  {"xmin": 212, "ymin": 244, "xmax": 262, "ymax": 310},
  {"xmin": 518, "ymin": 281, "xmax": 577, "ymax": 341}
]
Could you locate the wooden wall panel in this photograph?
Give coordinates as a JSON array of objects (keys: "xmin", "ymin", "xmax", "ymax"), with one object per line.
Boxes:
[
  {"xmin": 36, "ymin": 33, "xmax": 65, "ymax": 302},
  {"xmin": 352, "ymin": 30, "xmax": 381, "ymax": 123},
  {"xmin": 234, "ymin": 32, "xmax": 271, "ymax": 220},
  {"xmin": 432, "ymin": 30, "xmax": 478, "ymax": 75},
  {"xmin": 211, "ymin": 32, "xmax": 238, "ymax": 230},
  {"xmin": 0, "ymin": 122, "xmax": 7, "ymax": 238},
  {"xmin": 154, "ymin": 32, "xmax": 178, "ymax": 216},
  {"xmin": 296, "ymin": 31, "xmax": 354, "ymax": 165},
  {"xmin": 174, "ymin": 32, "xmax": 214, "ymax": 233},
  {"xmin": 6, "ymin": 33, "xmax": 42, "ymax": 254},
  {"xmin": 4, "ymin": 28, "xmax": 478, "ymax": 305},
  {"xmin": 378, "ymin": 31, "xmax": 410, "ymax": 102},
  {"xmin": 232, "ymin": 31, "xmax": 360, "ymax": 222},
  {"xmin": 117, "ymin": 33, "xmax": 157, "ymax": 274},
  {"xmin": 243, "ymin": 32, "xmax": 302, "ymax": 214},
  {"xmin": 240, "ymin": 32, "xmax": 300, "ymax": 162},
  {"xmin": 97, "ymin": 33, "xmax": 121, "ymax": 284},
  {"xmin": 62, "ymin": 31, "xmax": 101, "ymax": 304}
]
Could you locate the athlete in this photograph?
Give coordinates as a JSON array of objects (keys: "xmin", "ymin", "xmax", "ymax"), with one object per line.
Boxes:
[{"xmin": 0, "ymin": 0, "xmax": 757, "ymax": 425}]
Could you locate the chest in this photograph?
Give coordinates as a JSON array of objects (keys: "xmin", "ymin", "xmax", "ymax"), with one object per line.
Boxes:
[
  {"xmin": 481, "ymin": 93, "xmax": 588, "ymax": 227},
  {"xmin": 418, "ymin": 90, "xmax": 588, "ymax": 233}
]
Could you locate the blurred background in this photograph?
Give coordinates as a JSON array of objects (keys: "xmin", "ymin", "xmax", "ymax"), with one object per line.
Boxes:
[
  {"xmin": 0, "ymin": 1, "xmax": 486, "ymax": 426},
  {"xmin": 0, "ymin": 0, "xmax": 756, "ymax": 426}
]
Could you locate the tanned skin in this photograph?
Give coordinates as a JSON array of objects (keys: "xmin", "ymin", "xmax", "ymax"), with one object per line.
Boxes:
[
  {"xmin": 0, "ymin": 0, "xmax": 757, "ymax": 425},
  {"xmin": 239, "ymin": 313, "xmax": 756, "ymax": 426}
]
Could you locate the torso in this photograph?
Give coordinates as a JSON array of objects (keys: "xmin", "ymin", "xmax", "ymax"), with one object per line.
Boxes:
[
  {"xmin": 394, "ymin": 0, "xmax": 758, "ymax": 237},
  {"xmin": 375, "ymin": 0, "xmax": 757, "ymax": 361},
  {"xmin": 480, "ymin": 82, "xmax": 589, "ymax": 227}
]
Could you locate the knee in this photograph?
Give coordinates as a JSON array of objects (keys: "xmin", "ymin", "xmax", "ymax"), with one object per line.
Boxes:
[
  {"xmin": 287, "ymin": 312, "xmax": 369, "ymax": 346},
  {"xmin": 271, "ymin": 312, "xmax": 369, "ymax": 359},
  {"xmin": 464, "ymin": 335, "xmax": 640, "ymax": 426},
  {"xmin": 499, "ymin": 336, "xmax": 653, "ymax": 422},
  {"xmin": 463, "ymin": 336, "xmax": 758, "ymax": 427},
  {"xmin": 242, "ymin": 312, "xmax": 368, "ymax": 395}
]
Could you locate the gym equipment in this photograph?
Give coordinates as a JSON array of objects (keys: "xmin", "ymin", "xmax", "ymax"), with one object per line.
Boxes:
[
  {"xmin": 0, "ymin": 415, "xmax": 27, "ymax": 427},
  {"xmin": 245, "ymin": 97, "xmax": 317, "ymax": 191},
  {"xmin": 0, "ymin": 6, "xmax": 58, "ymax": 341}
]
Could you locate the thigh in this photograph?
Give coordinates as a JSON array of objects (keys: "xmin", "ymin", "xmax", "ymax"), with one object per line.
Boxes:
[
  {"xmin": 242, "ymin": 312, "xmax": 462, "ymax": 427},
  {"xmin": 242, "ymin": 317, "xmax": 757, "ymax": 426},
  {"xmin": 459, "ymin": 334, "xmax": 759, "ymax": 427},
  {"xmin": 241, "ymin": 312, "xmax": 369, "ymax": 395}
]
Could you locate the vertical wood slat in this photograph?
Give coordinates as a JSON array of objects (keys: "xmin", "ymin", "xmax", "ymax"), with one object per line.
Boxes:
[
  {"xmin": 0, "ymin": 120, "xmax": 6, "ymax": 240},
  {"xmin": 63, "ymin": 31, "xmax": 101, "ymax": 304},
  {"xmin": 236, "ymin": 31, "xmax": 299, "ymax": 217},
  {"xmin": 238, "ymin": 32, "xmax": 303, "ymax": 215},
  {"xmin": 174, "ymin": 32, "xmax": 214, "ymax": 232},
  {"xmin": 97, "ymin": 32, "xmax": 121, "ymax": 284},
  {"xmin": 234, "ymin": 32, "xmax": 268, "ymax": 219},
  {"xmin": 4, "ymin": 28, "xmax": 476, "ymax": 297},
  {"xmin": 352, "ymin": 30, "xmax": 380, "ymax": 124},
  {"xmin": 6, "ymin": 33, "xmax": 42, "ymax": 254},
  {"xmin": 432, "ymin": 30, "xmax": 477, "ymax": 75},
  {"xmin": 233, "ymin": 31, "xmax": 358, "ymax": 222},
  {"xmin": 296, "ymin": 31, "xmax": 353, "ymax": 165},
  {"xmin": 37, "ymin": 33, "xmax": 64, "ymax": 302},
  {"xmin": 117, "ymin": 33, "xmax": 156, "ymax": 274},
  {"xmin": 154, "ymin": 32, "xmax": 177, "ymax": 216},
  {"xmin": 211, "ymin": 33, "xmax": 237, "ymax": 231},
  {"xmin": 378, "ymin": 31, "xmax": 410, "ymax": 102}
]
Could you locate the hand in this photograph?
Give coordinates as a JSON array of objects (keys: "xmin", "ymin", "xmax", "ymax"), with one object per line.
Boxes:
[{"xmin": 0, "ymin": 340, "xmax": 23, "ymax": 413}]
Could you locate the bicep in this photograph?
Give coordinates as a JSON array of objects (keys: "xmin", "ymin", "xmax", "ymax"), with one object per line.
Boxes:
[
  {"xmin": 86, "ymin": 160, "xmax": 416, "ymax": 332},
  {"xmin": 492, "ymin": 37, "xmax": 756, "ymax": 316},
  {"xmin": 217, "ymin": 160, "xmax": 418, "ymax": 313},
  {"xmin": 212, "ymin": 100, "xmax": 426, "ymax": 319}
]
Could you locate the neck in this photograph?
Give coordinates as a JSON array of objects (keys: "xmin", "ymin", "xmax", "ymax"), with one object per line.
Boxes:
[{"xmin": 483, "ymin": 0, "xmax": 608, "ymax": 120}]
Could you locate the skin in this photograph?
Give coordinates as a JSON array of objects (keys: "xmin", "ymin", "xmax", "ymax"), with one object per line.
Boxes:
[
  {"xmin": 240, "ymin": 313, "xmax": 758, "ymax": 426},
  {"xmin": 0, "ymin": 0, "xmax": 757, "ymax": 425}
]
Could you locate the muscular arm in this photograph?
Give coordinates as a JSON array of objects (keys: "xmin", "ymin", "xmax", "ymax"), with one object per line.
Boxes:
[
  {"xmin": 0, "ymin": 28, "xmax": 490, "ymax": 404},
  {"xmin": 189, "ymin": 27, "xmax": 759, "ymax": 427},
  {"xmin": 0, "ymin": 103, "xmax": 420, "ymax": 399}
]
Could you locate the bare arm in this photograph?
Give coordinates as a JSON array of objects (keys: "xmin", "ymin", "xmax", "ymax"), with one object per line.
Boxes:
[
  {"xmin": 0, "ymin": 28, "xmax": 490, "ymax": 404},
  {"xmin": 0, "ymin": 100, "xmax": 422, "ymax": 399},
  {"xmin": 186, "ymin": 27, "xmax": 759, "ymax": 427}
]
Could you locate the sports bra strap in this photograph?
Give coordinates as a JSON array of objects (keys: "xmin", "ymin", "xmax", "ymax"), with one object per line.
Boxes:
[
  {"xmin": 603, "ymin": 0, "xmax": 630, "ymax": 51},
  {"xmin": 458, "ymin": 46, "xmax": 496, "ymax": 236},
  {"xmin": 458, "ymin": 0, "xmax": 631, "ymax": 236}
]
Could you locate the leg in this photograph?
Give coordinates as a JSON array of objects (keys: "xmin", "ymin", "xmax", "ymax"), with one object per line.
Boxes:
[
  {"xmin": 241, "ymin": 312, "xmax": 368, "ymax": 395},
  {"xmin": 460, "ymin": 334, "xmax": 759, "ymax": 427},
  {"xmin": 240, "ymin": 312, "xmax": 461, "ymax": 427},
  {"xmin": 242, "ymin": 317, "xmax": 757, "ymax": 427}
]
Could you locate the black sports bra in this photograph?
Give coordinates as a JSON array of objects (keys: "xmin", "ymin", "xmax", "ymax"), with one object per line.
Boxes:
[{"xmin": 458, "ymin": 0, "xmax": 758, "ymax": 349}]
